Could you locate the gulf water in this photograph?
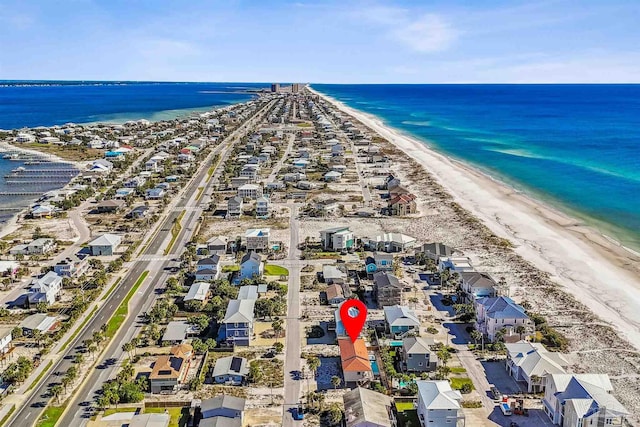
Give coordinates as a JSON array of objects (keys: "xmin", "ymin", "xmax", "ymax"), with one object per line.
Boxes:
[
  {"xmin": 0, "ymin": 81, "xmax": 267, "ymax": 226},
  {"xmin": 314, "ymin": 84, "xmax": 640, "ymax": 251}
]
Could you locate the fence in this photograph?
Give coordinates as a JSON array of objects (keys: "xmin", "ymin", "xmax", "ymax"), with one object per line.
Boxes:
[{"xmin": 144, "ymin": 400, "xmax": 191, "ymax": 409}]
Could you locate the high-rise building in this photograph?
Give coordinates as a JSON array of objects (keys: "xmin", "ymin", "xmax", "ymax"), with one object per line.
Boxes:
[
  {"xmin": 271, "ymin": 83, "xmax": 280, "ymax": 93},
  {"xmin": 292, "ymin": 83, "xmax": 301, "ymax": 93}
]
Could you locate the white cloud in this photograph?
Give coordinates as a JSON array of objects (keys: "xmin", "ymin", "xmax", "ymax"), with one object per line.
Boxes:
[
  {"xmin": 391, "ymin": 14, "xmax": 456, "ymax": 53},
  {"xmin": 354, "ymin": 5, "xmax": 457, "ymax": 53}
]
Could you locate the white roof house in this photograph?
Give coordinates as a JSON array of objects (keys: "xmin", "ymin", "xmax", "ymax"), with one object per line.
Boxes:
[
  {"xmin": 184, "ymin": 282, "xmax": 211, "ymax": 302},
  {"xmin": 416, "ymin": 380, "xmax": 463, "ymax": 427},
  {"xmin": 88, "ymin": 233, "xmax": 122, "ymax": 256},
  {"xmin": 505, "ymin": 341, "xmax": 569, "ymax": 392}
]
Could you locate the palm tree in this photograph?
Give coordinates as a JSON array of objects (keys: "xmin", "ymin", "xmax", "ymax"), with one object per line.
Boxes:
[
  {"xmin": 437, "ymin": 347, "xmax": 451, "ymax": 367},
  {"xmin": 331, "ymin": 375, "xmax": 341, "ymax": 389},
  {"xmin": 50, "ymin": 384, "xmax": 63, "ymax": 403},
  {"xmin": 307, "ymin": 356, "xmax": 321, "ymax": 378},
  {"xmin": 61, "ymin": 376, "xmax": 72, "ymax": 393},
  {"xmin": 74, "ymin": 353, "xmax": 84, "ymax": 365},
  {"xmin": 515, "ymin": 325, "xmax": 527, "ymax": 340},
  {"xmin": 470, "ymin": 329, "xmax": 482, "ymax": 346},
  {"xmin": 32, "ymin": 329, "xmax": 44, "ymax": 347},
  {"xmin": 122, "ymin": 342, "xmax": 134, "ymax": 359}
]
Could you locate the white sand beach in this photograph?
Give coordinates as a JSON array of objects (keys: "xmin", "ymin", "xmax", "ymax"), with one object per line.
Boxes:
[{"xmin": 310, "ymin": 87, "xmax": 640, "ymax": 351}]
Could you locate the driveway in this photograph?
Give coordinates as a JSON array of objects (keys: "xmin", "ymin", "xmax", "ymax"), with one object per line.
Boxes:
[
  {"xmin": 488, "ymin": 407, "xmax": 555, "ymax": 427},
  {"xmin": 482, "ymin": 360, "xmax": 525, "ymax": 395}
]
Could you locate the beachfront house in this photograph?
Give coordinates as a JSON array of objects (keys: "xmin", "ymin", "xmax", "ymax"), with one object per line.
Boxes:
[
  {"xmin": 438, "ymin": 256, "xmax": 474, "ymax": 273},
  {"xmin": 255, "ymin": 196, "xmax": 270, "ymax": 218},
  {"xmin": 460, "ymin": 271, "xmax": 498, "ymax": 303},
  {"xmin": 505, "ymin": 341, "xmax": 569, "ymax": 392},
  {"xmin": 475, "ymin": 296, "xmax": 534, "ymax": 342},
  {"xmin": 384, "ymin": 305, "xmax": 420, "ymax": 338},
  {"xmin": 543, "ymin": 374, "xmax": 629, "ymax": 426},
  {"xmin": 418, "ymin": 242, "xmax": 455, "ymax": 263},
  {"xmin": 416, "ymin": 380, "xmax": 464, "ymax": 427}
]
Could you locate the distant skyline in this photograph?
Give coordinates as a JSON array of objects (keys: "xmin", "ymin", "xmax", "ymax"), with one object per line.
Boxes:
[{"xmin": 1, "ymin": 0, "xmax": 639, "ymax": 83}]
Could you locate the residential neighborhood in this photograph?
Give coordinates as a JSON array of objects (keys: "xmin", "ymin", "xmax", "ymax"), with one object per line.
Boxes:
[{"xmin": 0, "ymin": 86, "xmax": 634, "ymax": 427}]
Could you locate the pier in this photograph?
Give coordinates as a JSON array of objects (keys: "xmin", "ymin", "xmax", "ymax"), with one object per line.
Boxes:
[{"xmin": 0, "ymin": 191, "xmax": 45, "ymax": 196}]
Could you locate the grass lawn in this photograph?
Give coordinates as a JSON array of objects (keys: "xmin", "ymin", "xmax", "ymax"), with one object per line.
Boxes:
[
  {"xmin": 145, "ymin": 407, "xmax": 189, "ymax": 427},
  {"xmin": 222, "ymin": 265, "xmax": 240, "ymax": 273},
  {"xmin": 264, "ymin": 264, "xmax": 289, "ymax": 276},
  {"xmin": 395, "ymin": 401, "xmax": 415, "ymax": 412},
  {"xmin": 450, "ymin": 377, "xmax": 474, "ymax": 391},
  {"xmin": 105, "ymin": 271, "xmax": 148, "ymax": 337},
  {"xmin": 450, "ymin": 366, "xmax": 467, "ymax": 374},
  {"xmin": 36, "ymin": 404, "xmax": 65, "ymax": 427}
]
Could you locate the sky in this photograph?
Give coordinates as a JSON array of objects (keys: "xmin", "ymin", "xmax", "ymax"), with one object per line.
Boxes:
[{"xmin": 0, "ymin": 0, "xmax": 639, "ymax": 83}]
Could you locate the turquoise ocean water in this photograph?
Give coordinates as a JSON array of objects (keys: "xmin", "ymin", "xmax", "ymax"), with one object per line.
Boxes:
[{"xmin": 313, "ymin": 84, "xmax": 640, "ymax": 251}]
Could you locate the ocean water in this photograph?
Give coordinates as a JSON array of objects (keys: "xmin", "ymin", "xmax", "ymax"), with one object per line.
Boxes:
[
  {"xmin": 0, "ymin": 81, "xmax": 266, "ymax": 128},
  {"xmin": 313, "ymin": 84, "xmax": 640, "ymax": 250}
]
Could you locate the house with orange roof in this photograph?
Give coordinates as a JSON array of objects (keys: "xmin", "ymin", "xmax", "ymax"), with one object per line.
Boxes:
[{"xmin": 338, "ymin": 338, "xmax": 373, "ymax": 385}]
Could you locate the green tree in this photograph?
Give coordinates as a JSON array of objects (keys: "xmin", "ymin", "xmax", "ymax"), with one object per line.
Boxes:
[
  {"xmin": 307, "ymin": 356, "xmax": 321, "ymax": 378},
  {"xmin": 330, "ymin": 375, "xmax": 341, "ymax": 389},
  {"xmin": 50, "ymin": 384, "xmax": 63, "ymax": 403},
  {"xmin": 273, "ymin": 341, "xmax": 284, "ymax": 354},
  {"xmin": 271, "ymin": 319, "xmax": 283, "ymax": 340},
  {"xmin": 35, "ymin": 302, "xmax": 48, "ymax": 313}
]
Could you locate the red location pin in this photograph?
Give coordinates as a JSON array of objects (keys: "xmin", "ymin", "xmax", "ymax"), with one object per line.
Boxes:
[{"xmin": 340, "ymin": 299, "xmax": 368, "ymax": 343}]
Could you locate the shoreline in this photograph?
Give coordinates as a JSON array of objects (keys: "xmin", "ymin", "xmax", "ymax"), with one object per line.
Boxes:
[{"xmin": 309, "ymin": 86, "xmax": 640, "ymax": 350}]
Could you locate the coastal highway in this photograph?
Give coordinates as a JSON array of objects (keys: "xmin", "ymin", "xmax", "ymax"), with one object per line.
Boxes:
[{"xmin": 5, "ymin": 100, "xmax": 274, "ymax": 427}]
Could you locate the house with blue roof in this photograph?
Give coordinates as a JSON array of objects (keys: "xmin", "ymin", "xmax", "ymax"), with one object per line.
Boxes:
[{"xmin": 474, "ymin": 296, "xmax": 533, "ymax": 342}]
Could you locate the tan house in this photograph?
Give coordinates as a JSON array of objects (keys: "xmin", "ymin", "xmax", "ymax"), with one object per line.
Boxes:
[{"xmin": 388, "ymin": 194, "xmax": 417, "ymax": 216}]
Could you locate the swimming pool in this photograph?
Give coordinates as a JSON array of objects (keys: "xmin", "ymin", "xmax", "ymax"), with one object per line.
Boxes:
[
  {"xmin": 371, "ymin": 360, "xmax": 380, "ymax": 375},
  {"xmin": 390, "ymin": 340, "xmax": 403, "ymax": 347}
]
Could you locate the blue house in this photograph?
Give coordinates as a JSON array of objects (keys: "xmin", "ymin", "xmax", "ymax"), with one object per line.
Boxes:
[
  {"xmin": 239, "ymin": 252, "xmax": 263, "ymax": 282},
  {"xmin": 221, "ymin": 299, "xmax": 255, "ymax": 346}
]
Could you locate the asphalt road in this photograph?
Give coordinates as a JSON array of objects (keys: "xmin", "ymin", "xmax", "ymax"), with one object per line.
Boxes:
[
  {"xmin": 282, "ymin": 204, "xmax": 304, "ymax": 427},
  {"xmin": 7, "ymin": 100, "xmax": 275, "ymax": 427}
]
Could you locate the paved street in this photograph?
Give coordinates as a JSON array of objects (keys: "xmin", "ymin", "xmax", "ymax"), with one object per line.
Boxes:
[{"xmin": 282, "ymin": 204, "xmax": 303, "ymax": 427}]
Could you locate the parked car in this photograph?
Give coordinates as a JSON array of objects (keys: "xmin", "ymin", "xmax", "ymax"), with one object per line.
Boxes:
[{"xmin": 489, "ymin": 385, "xmax": 502, "ymax": 401}]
